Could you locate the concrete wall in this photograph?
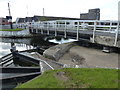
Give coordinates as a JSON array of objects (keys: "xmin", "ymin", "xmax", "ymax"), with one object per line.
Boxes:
[
  {"xmin": 0, "ymin": 24, "xmax": 18, "ymax": 29},
  {"xmin": 90, "ymin": 35, "xmax": 119, "ymax": 47},
  {"xmin": 0, "ymin": 29, "xmax": 31, "ymax": 37}
]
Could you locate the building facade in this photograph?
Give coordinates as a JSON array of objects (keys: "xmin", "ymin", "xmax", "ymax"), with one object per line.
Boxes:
[
  {"xmin": 80, "ymin": 8, "xmax": 100, "ymax": 20},
  {"xmin": 0, "ymin": 17, "xmax": 9, "ymax": 25}
]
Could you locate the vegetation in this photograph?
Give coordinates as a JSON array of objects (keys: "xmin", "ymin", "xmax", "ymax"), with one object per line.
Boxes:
[
  {"xmin": 15, "ymin": 68, "xmax": 119, "ymax": 88},
  {"xmin": 0, "ymin": 28, "xmax": 24, "ymax": 31}
]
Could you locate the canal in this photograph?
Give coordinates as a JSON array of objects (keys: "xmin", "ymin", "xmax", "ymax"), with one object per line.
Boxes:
[
  {"xmin": 0, "ymin": 36, "xmax": 77, "ymax": 58},
  {"xmin": 0, "ymin": 36, "xmax": 76, "ymax": 89},
  {"xmin": 0, "ymin": 36, "xmax": 56, "ymax": 89}
]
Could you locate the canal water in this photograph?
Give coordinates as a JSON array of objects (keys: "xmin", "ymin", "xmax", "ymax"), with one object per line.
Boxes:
[
  {"xmin": 0, "ymin": 37, "xmax": 77, "ymax": 58},
  {"xmin": 0, "ymin": 36, "xmax": 56, "ymax": 89},
  {"xmin": 0, "ymin": 36, "xmax": 76, "ymax": 89}
]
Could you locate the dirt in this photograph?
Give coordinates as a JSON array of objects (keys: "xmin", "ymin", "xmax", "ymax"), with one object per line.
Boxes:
[
  {"xmin": 59, "ymin": 45, "xmax": 118, "ymax": 68},
  {"xmin": 55, "ymin": 72, "xmax": 69, "ymax": 81},
  {"xmin": 31, "ymin": 44, "xmax": 118, "ymax": 69},
  {"xmin": 69, "ymin": 52, "xmax": 86, "ymax": 65}
]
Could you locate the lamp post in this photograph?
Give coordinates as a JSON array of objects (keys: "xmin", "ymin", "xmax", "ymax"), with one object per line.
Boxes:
[
  {"xmin": 118, "ymin": 2, "xmax": 120, "ymax": 47},
  {"xmin": 7, "ymin": 3, "xmax": 13, "ymax": 29}
]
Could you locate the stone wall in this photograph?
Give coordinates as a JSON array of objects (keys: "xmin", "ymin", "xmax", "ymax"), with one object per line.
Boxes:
[
  {"xmin": 43, "ymin": 43, "xmax": 75, "ymax": 61},
  {"xmin": 90, "ymin": 35, "xmax": 119, "ymax": 47}
]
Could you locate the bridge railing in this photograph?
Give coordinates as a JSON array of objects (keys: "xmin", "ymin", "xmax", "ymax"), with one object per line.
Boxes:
[
  {"xmin": 39, "ymin": 20, "xmax": 119, "ymax": 32},
  {"xmin": 17, "ymin": 20, "xmax": 119, "ymax": 33},
  {"xmin": 16, "ymin": 20, "xmax": 119, "ymax": 47},
  {"xmin": 30, "ymin": 20, "xmax": 119, "ymax": 47}
]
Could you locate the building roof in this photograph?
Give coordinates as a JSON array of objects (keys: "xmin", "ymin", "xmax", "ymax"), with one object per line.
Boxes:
[{"xmin": 16, "ymin": 15, "xmax": 80, "ymax": 23}]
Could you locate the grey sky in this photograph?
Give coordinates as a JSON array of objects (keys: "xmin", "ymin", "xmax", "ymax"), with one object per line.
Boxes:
[{"xmin": 0, "ymin": 0, "xmax": 119, "ymax": 21}]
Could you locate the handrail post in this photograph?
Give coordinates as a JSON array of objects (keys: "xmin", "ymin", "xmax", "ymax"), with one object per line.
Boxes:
[
  {"xmin": 36, "ymin": 23, "xmax": 38, "ymax": 33},
  {"xmin": 114, "ymin": 21, "xmax": 119, "ymax": 46},
  {"xmin": 47, "ymin": 23, "xmax": 49, "ymax": 35},
  {"xmin": 76, "ymin": 21, "xmax": 79, "ymax": 40},
  {"xmin": 41, "ymin": 22, "xmax": 43, "ymax": 34},
  {"xmin": 82, "ymin": 21, "xmax": 85, "ymax": 30},
  {"xmin": 64, "ymin": 21, "xmax": 67, "ymax": 38},
  {"xmin": 55, "ymin": 22, "xmax": 57, "ymax": 36},
  {"xmin": 92, "ymin": 21, "xmax": 97, "ymax": 43},
  {"xmin": 109, "ymin": 21, "xmax": 112, "ymax": 32}
]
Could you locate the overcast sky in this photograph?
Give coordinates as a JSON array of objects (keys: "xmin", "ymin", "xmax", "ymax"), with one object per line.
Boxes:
[{"xmin": 0, "ymin": 0, "xmax": 119, "ymax": 21}]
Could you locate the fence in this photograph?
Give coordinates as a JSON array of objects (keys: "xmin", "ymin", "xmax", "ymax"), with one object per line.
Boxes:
[{"xmin": 16, "ymin": 20, "xmax": 120, "ymax": 47}]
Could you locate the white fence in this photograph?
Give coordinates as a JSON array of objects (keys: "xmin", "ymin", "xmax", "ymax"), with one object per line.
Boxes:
[{"xmin": 16, "ymin": 20, "xmax": 120, "ymax": 47}]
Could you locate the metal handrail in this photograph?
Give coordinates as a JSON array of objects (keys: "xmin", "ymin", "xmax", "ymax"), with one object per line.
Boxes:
[
  {"xmin": 17, "ymin": 20, "xmax": 119, "ymax": 47},
  {"xmin": 0, "ymin": 53, "xmax": 12, "ymax": 60}
]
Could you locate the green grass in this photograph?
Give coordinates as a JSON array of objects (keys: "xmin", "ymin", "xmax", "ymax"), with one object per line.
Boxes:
[
  {"xmin": 15, "ymin": 68, "xmax": 119, "ymax": 88},
  {"xmin": 0, "ymin": 28, "xmax": 24, "ymax": 31}
]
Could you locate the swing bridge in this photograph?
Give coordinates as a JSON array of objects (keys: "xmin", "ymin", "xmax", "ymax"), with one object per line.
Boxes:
[{"xmin": 18, "ymin": 20, "xmax": 120, "ymax": 47}]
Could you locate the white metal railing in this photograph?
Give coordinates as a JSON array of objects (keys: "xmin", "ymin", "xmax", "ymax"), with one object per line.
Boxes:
[
  {"xmin": 40, "ymin": 20, "xmax": 119, "ymax": 46},
  {"xmin": 39, "ymin": 20, "xmax": 119, "ymax": 33},
  {"xmin": 17, "ymin": 20, "xmax": 120, "ymax": 47}
]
